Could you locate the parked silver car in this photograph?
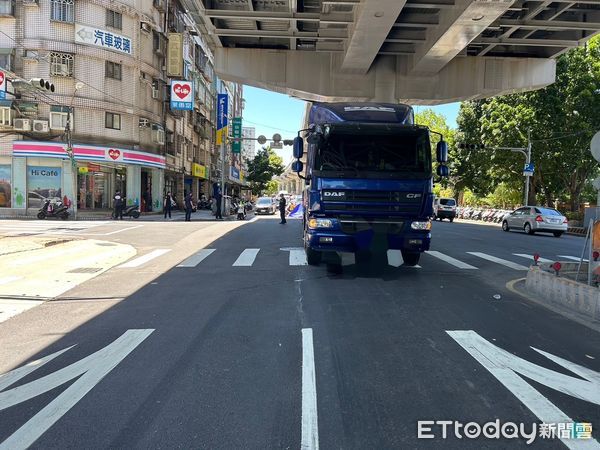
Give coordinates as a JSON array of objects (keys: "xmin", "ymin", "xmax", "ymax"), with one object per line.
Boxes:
[
  {"xmin": 255, "ymin": 196, "xmax": 276, "ymax": 215},
  {"xmin": 502, "ymin": 206, "xmax": 568, "ymax": 237}
]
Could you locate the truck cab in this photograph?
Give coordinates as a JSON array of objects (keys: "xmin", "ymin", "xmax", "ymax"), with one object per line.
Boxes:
[{"xmin": 291, "ymin": 103, "xmax": 449, "ymax": 267}]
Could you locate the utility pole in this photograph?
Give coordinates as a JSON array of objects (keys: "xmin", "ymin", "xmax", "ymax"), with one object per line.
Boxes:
[{"xmin": 64, "ymin": 82, "xmax": 83, "ymax": 220}]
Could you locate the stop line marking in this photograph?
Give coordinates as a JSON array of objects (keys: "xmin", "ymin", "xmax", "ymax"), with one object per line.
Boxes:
[
  {"xmin": 118, "ymin": 249, "xmax": 171, "ymax": 268},
  {"xmin": 426, "ymin": 250, "xmax": 478, "ymax": 269},
  {"xmin": 233, "ymin": 248, "xmax": 260, "ymax": 266}
]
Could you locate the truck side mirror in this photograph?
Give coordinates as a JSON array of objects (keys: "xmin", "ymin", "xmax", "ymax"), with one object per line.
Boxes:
[
  {"xmin": 292, "ymin": 160, "xmax": 304, "ymax": 173},
  {"xmin": 293, "ymin": 137, "xmax": 304, "ymax": 159},
  {"xmin": 437, "ymin": 165, "xmax": 449, "ymax": 177},
  {"xmin": 436, "ymin": 141, "xmax": 448, "ymax": 163}
]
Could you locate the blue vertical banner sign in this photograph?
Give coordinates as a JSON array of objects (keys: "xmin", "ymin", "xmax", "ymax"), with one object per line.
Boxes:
[
  {"xmin": 216, "ymin": 93, "xmax": 228, "ymax": 145},
  {"xmin": 0, "ymin": 71, "xmax": 6, "ymax": 100}
]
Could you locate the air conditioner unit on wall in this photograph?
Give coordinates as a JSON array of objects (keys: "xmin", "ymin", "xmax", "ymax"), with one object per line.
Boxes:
[
  {"xmin": 139, "ymin": 118, "xmax": 150, "ymax": 128},
  {"xmin": 140, "ymin": 22, "xmax": 152, "ymax": 33},
  {"xmin": 13, "ymin": 118, "xmax": 31, "ymax": 131},
  {"xmin": 33, "ymin": 120, "xmax": 49, "ymax": 132}
]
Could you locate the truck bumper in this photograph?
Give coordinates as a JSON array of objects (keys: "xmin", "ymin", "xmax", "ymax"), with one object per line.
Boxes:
[{"xmin": 305, "ymin": 228, "xmax": 431, "ymax": 253}]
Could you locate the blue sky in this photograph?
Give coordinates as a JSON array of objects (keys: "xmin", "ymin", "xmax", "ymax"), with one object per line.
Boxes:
[{"xmin": 242, "ymin": 86, "xmax": 460, "ymax": 164}]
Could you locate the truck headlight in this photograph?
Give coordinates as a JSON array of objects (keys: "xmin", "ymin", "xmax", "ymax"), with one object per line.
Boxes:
[
  {"xmin": 411, "ymin": 221, "xmax": 432, "ymax": 231},
  {"xmin": 308, "ymin": 218, "xmax": 333, "ymax": 229}
]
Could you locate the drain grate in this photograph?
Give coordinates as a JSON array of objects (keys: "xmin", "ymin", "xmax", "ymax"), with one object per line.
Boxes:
[{"xmin": 67, "ymin": 267, "xmax": 102, "ymax": 274}]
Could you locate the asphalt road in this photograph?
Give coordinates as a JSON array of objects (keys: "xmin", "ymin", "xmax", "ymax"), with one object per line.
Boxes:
[{"xmin": 0, "ymin": 218, "xmax": 598, "ymax": 449}]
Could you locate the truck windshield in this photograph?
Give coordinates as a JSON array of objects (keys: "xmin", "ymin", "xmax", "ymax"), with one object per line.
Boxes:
[{"xmin": 315, "ymin": 131, "xmax": 431, "ymax": 178}]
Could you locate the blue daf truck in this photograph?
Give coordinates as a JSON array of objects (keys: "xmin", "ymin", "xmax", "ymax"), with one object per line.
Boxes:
[{"xmin": 291, "ymin": 102, "xmax": 449, "ymax": 267}]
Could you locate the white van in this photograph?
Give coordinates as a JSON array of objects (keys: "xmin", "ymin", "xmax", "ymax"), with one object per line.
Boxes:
[{"xmin": 433, "ymin": 197, "xmax": 457, "ymax": 222}]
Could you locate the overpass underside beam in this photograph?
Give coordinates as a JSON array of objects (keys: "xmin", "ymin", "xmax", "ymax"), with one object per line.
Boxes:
[{"xmin": 214, "ymin": 48, "xmax": 555, "ymax": 105}]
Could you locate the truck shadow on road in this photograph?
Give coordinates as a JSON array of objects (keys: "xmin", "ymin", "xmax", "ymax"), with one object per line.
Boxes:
[{"xmin": 320, "ymin": 252, "xmax": 421, "ymax": 281}]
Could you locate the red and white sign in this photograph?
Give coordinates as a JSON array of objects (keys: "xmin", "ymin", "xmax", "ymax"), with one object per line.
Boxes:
[
  {"xmin": 172, "ymin": 81, "xmax": 192, "ymax": 101},
  {"xmin": 0, "ymin": 71, "xmax": 6, "ymax": 99},
  {"xmin": 107, "ymin": 148, "xmax": 123, "ymax": 161}
]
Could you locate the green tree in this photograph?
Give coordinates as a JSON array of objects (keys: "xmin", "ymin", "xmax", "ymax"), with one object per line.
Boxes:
[
  {"xmin": 265, "ymin": 180, "xmax": 279, "ymax": 195},
  {"xmin": 246, "ymin": 147, "xmax": 284, "ymax": 195},
  {"xmin": 483, "ymin": 182, "xmax": 522, "ymax": 208},
  {"xmin": 454, "ymin": 35, "xmax": 600, "ymax": 210}
]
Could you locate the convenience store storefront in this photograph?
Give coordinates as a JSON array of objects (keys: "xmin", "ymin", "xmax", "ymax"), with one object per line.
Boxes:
[{"xmin": 0, "ymin": 141, "xmax": 165, "ymax": 215}]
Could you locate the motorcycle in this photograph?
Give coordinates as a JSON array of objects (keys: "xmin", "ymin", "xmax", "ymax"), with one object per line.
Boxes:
[
  {"xmin": 112, "ymin": 204, "xmax": 141, "ymax": 219},
  {"xmin": 38, "ymin": 199, "xmax": 69, "ymax": 220}
]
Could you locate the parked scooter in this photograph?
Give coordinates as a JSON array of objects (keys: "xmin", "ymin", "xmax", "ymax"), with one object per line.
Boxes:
[
  {"xmin": 38, "ymin": 199, "xmax": 69, "ymax": 220},
  {"xmin": 112, "ymin": 204, "xmax": 141, "ymax": 219}
]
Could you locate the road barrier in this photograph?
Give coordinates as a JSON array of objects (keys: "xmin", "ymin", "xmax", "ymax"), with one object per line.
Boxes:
[{"xmin": 525, "ymin": 265, "xmax": 600, "ymax": 323}]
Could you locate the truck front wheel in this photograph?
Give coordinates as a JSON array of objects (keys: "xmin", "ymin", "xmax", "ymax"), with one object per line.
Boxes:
[
  {"xmin": 401, "ymin": 251, "xmax": 420, "ymax": 266},
  {"xmin": 306, "ymin": 247, "xmax": 322, "ymax": 265}
]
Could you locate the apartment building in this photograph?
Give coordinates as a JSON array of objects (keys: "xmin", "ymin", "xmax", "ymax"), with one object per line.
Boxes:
[{"xmin": 0, "ymin": 0, "xmax": 243, "ymax": 214}]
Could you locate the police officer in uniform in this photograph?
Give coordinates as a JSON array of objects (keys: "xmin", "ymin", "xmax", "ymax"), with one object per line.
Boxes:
[{"xmin": 279, "ymin": 194, "xmax": 287, "ymax": 224}]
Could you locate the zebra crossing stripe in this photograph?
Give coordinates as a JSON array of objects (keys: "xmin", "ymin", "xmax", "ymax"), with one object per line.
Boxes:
[
  {"xmin": 177, "ymin": 249, "xmax": 216, "ymax": 267},
  {"xmin": 466, "ymin": 252, "xmax": 529, "ymax": 270},
  {"xmin": 513, "ymin": 253, "xmax": 553, "ymax": 264},
  {"xmin": 558, "ymin": 255, "xmax": 589, "ymax": 262},
  {"xmin": 233, "ymin": 248, "xmax": 260, "ymax": 266},
  {"xmin": 287, "ymin": 248, "xmax": 308, "ymax": 266},
  {"xmin": 119, "ymin": 249, "xmax": 171, "ymax": 268},
  {"xmin": 426, "ymin": 251, "xmax": 478, "ymax": 269}
]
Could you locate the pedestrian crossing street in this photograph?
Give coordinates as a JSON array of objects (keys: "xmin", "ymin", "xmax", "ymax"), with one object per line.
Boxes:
[
  {"xmin": 0, "ymin": 220, "xmax": 111, "ymax": 236},
  {"xmin": 118, "ymin": 247, "xmax": 580, "ymax": 272}
]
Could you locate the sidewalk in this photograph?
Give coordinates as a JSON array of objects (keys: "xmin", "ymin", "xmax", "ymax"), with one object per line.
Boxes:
[
  {"xmin": 0, "ymin": 235, "xmax": 72, "ymax": 257},
  {"xmin": 0, "ymin": 209, "xmax": 252, "ymax": 222}
]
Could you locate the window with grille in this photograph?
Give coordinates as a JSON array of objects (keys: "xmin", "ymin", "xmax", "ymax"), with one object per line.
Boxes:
[
  {"xmin": 105, "ymin": 112, "xmax": 121, "ymax": 130},
  {"xmin": 0, "ymin": 0, "xmax": 14, "ymax": 16},
  {"xmin": 0, "ymin": 49, "xmax": 13, "ymax": 71},
  {"xmin": 50, "ymin": 52, "xmax": 73, "ymax": 77},
  {"xmin": 105, "ymin": 61, "xmax": 122, "ymax": 80},
  {"xmin": 50, "ymin": 0, "xmax": 74, "ymax": 22},
  {"xmin": 106, "ymin": 9, "xmax": 122, "ymax": 30}
]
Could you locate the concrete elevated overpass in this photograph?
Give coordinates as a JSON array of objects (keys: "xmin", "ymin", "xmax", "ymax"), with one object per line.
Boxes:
[{"xmin": 183, "ymin": 0, "xmax": 600, "ymax": 104}]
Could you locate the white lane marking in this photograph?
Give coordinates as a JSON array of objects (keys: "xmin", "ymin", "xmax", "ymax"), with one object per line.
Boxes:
[
  {"xmin": 466, "ymin": 252, "xmax": 529, "ymax": 270},
  {"xmin": 513, "ymin": 253, "xmax": 553, "ymax": 264},
  {"xmin": 82, "ymin": 225, "xmax": 144, "ymax": 236},
  {"xmin": 0, "ymin": 276, "xmax": 22, "ymax": 286},
  {"xmin": 284, "ymin": 247, "xmax": 307, "ymax": 266},
  {"xmin": 447, "ymin": 330, "xmax": 600, "ymax": 450},
  {"xmin": 387, "ymin": 250, "xmax": 403, "ymax": 267},
  {"xmin": 118, "ymin": 249, "xmax": 171, "ymax": 268},
  {"xmin": 177, "ymin": 249, "xmax": 215, "ymax": 267},
  {"xmin": 339, "ymin": 252, "xmax": 355, "ymax": 266},
  {"xmin": 246, "ymin": 216, "xmax": 259, "ymax": 223},
  {"xmin": 301, "ymin": 328, "xmax": 319, "ymax": 450},
  {"xmin": 0, "ymin": 329, "xmax": 154, "ymax": 450},
  {"xmin": 0, "ymin": 346, "xmax": 75, "ymax": 392},
  {"xmin": 426, "ymin": 251, "xmax": 478, "ymax": 269},
  {"xmin": 558, "ymin": 255, "xmax": 589, "ymax": 262},
  {"xmin": 233, "ymin": 248, "xmax": 260, "ymax": 267}
]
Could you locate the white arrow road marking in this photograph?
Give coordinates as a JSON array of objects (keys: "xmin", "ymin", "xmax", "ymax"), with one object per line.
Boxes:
[
  {"xmin": 233, "ymin": 248, "xmax": 260, "ymax": 266},
  {"xmin": 281, "ymin": 247, "xmax": 308, "ymax": 266},
  {"xmin": 177, "ymin": 249, "xmax": 215, "ymax": 267},
  {"xmin": 0, "ymin": 346, "xmax": 75, "ymax": 392},
  {"xmin": 426, "ymin": 251, "xmax": 478, "ymax": 269},
  {"xmin": 302, "ymin": 328, "xmax": 319, "ymax": 450},
  {"xmin": 0, "ymin": 329, "xmax": 154, "ymax": 450},
  {"xmin": 513, "ymin": 253, "xmax": 553, "ymax": 264},
  {"xmin": 447, "ymin": 330, "xmax": 600, "ymax": 450},
  {"xmin": 118, "ymin": 249, "xmax": 171, "ymax": 268},
  {"xmin": 466, "ymin": 252, "xmax": 529, "ymax": 270}
]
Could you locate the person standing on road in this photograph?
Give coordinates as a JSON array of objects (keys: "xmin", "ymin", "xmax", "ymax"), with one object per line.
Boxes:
[
  {"xmin": 184, "ymin": 191, "xmax": 193, "ymax": 222},
  {"xmin": 164, "ymin": 191, "xmax": 174, "ymax": 219},
  {"xmin": 279, "ymin": 193, "xmax": 287, "ymax": 224},
  {"xmin": 113, "ymin": 190, "xmax": 123, "ymax": 220}
]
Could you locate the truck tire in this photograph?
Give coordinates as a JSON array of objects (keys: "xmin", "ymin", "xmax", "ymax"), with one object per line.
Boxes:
[
  {"xmin": 401, "ymin": 251, "xmax": 420, "ymax": 266},
  {"xmin": 306, "ymin": 247, "xmax": 322, "ymax": 265}
]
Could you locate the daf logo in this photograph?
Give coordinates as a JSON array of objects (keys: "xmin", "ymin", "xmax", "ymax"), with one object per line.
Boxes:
[
  {"xmin": 406, "ymin": 193, "xmax": 422, "ymax": 199},
  {"xmin": 324, "ymin": 191, "xmax": 345, "ymax": 197}
]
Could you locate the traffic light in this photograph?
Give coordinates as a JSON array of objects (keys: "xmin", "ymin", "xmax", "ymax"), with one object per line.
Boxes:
[
  {"xmin": 458, "ymin": 143, "xmax": 485, "ymax": 150},
  {"xmin": 29, "ymin": 78, "xmax": 55, "ymax": 93}
]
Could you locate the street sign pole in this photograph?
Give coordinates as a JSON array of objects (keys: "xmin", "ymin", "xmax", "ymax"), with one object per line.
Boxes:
[{"xmin": 524, "ymin": 129, "xmax": 532, "ymax": 206}]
